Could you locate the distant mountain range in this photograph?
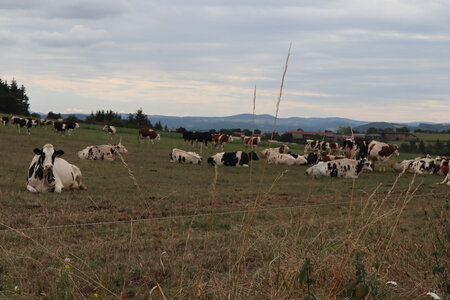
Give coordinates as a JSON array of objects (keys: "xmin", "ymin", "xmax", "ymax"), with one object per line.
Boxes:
[{"xmin": 38, "ymin": 113, "xmax": 450, "ymax": 133}]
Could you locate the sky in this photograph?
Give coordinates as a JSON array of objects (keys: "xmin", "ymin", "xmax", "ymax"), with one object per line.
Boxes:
[{"xmin": 0, "ymin": 0, "xmax": 449, "ymax": 123}]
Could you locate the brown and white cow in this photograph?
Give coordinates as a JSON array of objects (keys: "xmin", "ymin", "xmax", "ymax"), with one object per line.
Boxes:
[
  {"xmin": 242, "ymin": 136, "xmax": 261, "ymax": 149},
  {"xmin": 367, "ymin": 141, "xmax": 400, "ymax": 171},
  {"xmin": 103, "ymin": 125, "xmax": 116, "ymax": 138},
  {"xmin": 138, "ymin": 128, "xmax": 160, "ymax": 144},
  {"xmin": 212, "ymin": 134, "xmax": 234, "ymax": 149},
  {"xmin": 319, "ymin": 151, "xmax": 345, "ymax": 162},
  {"xmin": 78, "ymin": 144, "xmax": 128, "ymax": 161}
]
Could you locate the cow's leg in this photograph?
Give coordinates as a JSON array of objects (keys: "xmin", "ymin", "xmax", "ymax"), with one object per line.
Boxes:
[
  {"xmin": 151, "ymin": 139, "xmax": 154, "ymax": 145},
  {"xmin": 26, "ymin": 184, "xmax": 38, "ymax": 193}
]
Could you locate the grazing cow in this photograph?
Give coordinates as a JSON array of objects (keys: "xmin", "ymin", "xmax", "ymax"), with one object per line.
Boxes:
[
  {"xmin": 169, "ymin": 148, "xmax": 202, "ymax": 164},
  {"xmin": 306, "ymin": 158, "xmax": 373, "ymax": 178},
  {"xmin": 2, "ymin": 116, "xmax": 9, "ymax": 126},
  {"xmin": 367, "ymin": 141, "xmax": 400, "ymax": 171},
  {"xmin": 138, "ymin": 128, "xmax": 160, "ymax": 144},
  {"xmin": 212, "ymin": 134, "xmax": 234, "ymax": 149},
  {"xmin": 40, "ymin": 119, "xmax": 53, "ymax": 127},
  {"xmin": 304, "ymin": 139, "xmax": 328, "ymax": 154},
  {"xmin": 65, "ymin": 122, "xmax": 79, "ymax": 135},
  {"xmin": 207, "ymin": 151, "xmax": 259, "ymax": 167},
  {"xmin": 26, "ymin": 144, "xmax": 87, "ymax": 193},
  {"xmin": 78, "ymin": 144, "xmax": 128, "ymax": 161},
  {"xmin": 54, "ymin": 121, "xmax": 67, "ymax": 134},
  {"xmin": 260, "ymin": 144, "xmax": 290, "ymax": 158},
  {"xmin": 242, "ymin": 136, "xmax": 261, "ymax": 149},
  {"xmin": 12, "ymin": 117, "xmax": 31, "ymax": 134},
  {"xmin": 268, "ymin": 152, "xmax": 307, "ymax": 166},
  {"xmin": 103, "ymin": 125, "xmax": 116, "ymax": 138}
]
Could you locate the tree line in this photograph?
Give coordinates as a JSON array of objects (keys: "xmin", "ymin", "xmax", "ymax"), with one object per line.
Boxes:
[{"xmin": 0, "ymin": 78, "xmax": 30, "ymax": 116}]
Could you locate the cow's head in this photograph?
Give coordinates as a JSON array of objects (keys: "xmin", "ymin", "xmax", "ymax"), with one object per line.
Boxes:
[
  {"xmin": 102, "ymin": 125, "xmax": 109, "ymax": 131},
  {"xmin": 393, "ymin": 144, "xmax": 400, "ymax": 156},
  {"xmin": 207, "ymin": 156, "xmax": 216, "ymax": 166},
  {"xmin": 33, "ymin": 144, "xmax": 64, "ymax": 171},
  {"xmin": 114, "ymin": 143, "xmax": 128, "ymax": 154},
  {"xmin": 156, "ymin": 134, "xmax": 161, "ymax": 141},
  {"xmin": 356, "ymin": 159, "xmax": 373, "ymax": 174}
]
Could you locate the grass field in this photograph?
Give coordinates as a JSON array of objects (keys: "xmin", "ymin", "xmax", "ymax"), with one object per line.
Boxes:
[{"xmin": 0, "ymin": 124, "xmax": 448, "ymax": 299}]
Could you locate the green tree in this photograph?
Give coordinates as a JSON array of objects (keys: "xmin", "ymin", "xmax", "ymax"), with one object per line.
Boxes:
[
  {"xmin": 47, "ymin": 111, "xmax": 62, "ymax": 119},
  {"xmin": 366, "ymin": 127, "xmax": 379, "ymax": 134},
  {"xmin": 336, "ymin": 126, "xmax": 352, "ymax": 135},
  {"xmin": 396, "ymin": 126, "xmax": 410, "ymax": 133}
]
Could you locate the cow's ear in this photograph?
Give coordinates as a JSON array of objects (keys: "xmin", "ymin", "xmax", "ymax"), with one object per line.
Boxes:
[
  {"xmin": 34, "ymin": 148, "xmax": 42, "ymax": 155},
  {"xmin": 54, "ymin": 150, "xmax": 64, "ymax": 157}
]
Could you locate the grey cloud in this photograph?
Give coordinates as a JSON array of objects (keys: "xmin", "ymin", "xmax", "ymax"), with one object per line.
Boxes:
[{"xmin": 32, "ymin": 25, "xmax": 109, "ymax": 47}]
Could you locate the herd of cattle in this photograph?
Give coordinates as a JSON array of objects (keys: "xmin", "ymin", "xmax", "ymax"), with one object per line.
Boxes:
[
  {"xmin": 2, "ymin": 117, "xmax": 449, "ymax": 193},
  {"xmin": 2, "ymin": 115, "xmax": 80, "ymax": 135}
]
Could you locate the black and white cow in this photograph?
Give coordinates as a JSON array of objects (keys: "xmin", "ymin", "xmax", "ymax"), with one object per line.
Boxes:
[
  {"xmin": 40, "ymin": 119, "xmax": 53, "ymax": 127},
  {"xmin": 78, "ymin": 144, "xmax": 128, "ymax": 161},
  {"xmin": 54, "ymin": 121, "xmax": 79, "ymax": 135},
  {"xmin": 11, "ymin": 116, "xmax": 32, "ymax": 134},
  {"xmin": 304, "ymin": 139, "xmax": 328, "ymax": 154},
  {"xmin": 26, "ymin": 144, "xmax": 87, "ymax": 193},
  {"xmin": 169, "ymin": 148, "xmax": 202, "ymax": 164},
  {"xmin": 2, "ymin": 116, "xmax": 9, "ymax": 126},
  {"xmin": 65, "ymin": 122, "xmax": 79, "ymax": 135},
  {"xmin": 207, "ymin": 151, "xmax": 259, "ymax": 167},
  {"xmin": 306, "ymin": 158, "xmax": 373, "ymax": 178},
  {"xmin": 103, "ymin": 125, "xmax": 116, "ymax": 138}
]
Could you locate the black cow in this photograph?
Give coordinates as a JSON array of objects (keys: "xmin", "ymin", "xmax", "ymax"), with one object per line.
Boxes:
[
  {"xmin": 183, "ymin": 131, "xmax": 212, "ymax": 146},
  {"xmin": 2, "ymin": 116, "xmax": 8, "ymax": 126}
]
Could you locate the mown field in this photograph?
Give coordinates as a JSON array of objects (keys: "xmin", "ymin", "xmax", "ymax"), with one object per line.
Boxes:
[{"xmin": 0, "ymin": 124, "xmax": 448, "ymax": 299}]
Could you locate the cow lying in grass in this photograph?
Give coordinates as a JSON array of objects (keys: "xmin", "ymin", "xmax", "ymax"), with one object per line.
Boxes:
[
  {"xmin": 207, "ymin": 151, "xmax": 259, "ymax": 167},
  {"xmin": 169, "ymin": 148, "xmax": 202, "ymax": 164},
  {"xmin": 260, "ymin": 144, "xmax": 290, "ymax": 158},
  {"xmin": 439, "ymin": 172, "xmax": 450, "ymax": 186},
  {"xmin": 393, "ymin": 155, "xmax": 438, "ymax": 174},
  {"xmin": 27, "ymin": 144, "xmax": 87, "ymax": 193},
  {"xmin": 306, "ymin": 158, "xmax": 373, "ymax": 178},
  {"xmin": 268, "ymin": 152, "xmax": 307, "ymax": 166},
  {"xmin": 78, "ymin": 144, "xmax": 128, "ymax": 161}
]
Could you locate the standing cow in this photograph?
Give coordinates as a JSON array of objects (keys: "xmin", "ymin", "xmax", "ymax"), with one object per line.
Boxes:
[
  {"xmin": 139, "ymin": 128, "xmax": 160, "ymax": 144},
  {"xmin": 212, "ymin": 134, "xmax": 234, "ymax": 149},
  {"xmin": 367, "ymin": 141, "xmax": 400, "ymax": 172},
  {"xmin": 242, "ymin": 136, "xmax": 261, "ymax": 149},
  {"xmin": 2, "ymin": 116, "xmax": 9, "ymax": 126},
  {"xmin": 26, "ymin": 144, "xmax": 87, "ymax": 193}
]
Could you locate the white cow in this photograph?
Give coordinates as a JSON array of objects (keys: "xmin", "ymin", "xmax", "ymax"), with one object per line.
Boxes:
[
  {"xmin": 169, "ymin": 148, "xmax": 202, "ymax": 164},
  {"xmin": 267, "ymin": 152, "xmax": 306, "ymax": 166},
  {"xmin": 27, "ymin": 144, "xmax": 87, "ymax": 193},
  {"xmin": 260, "ymin": 144, "xmax": 290, "ymax": 158}
]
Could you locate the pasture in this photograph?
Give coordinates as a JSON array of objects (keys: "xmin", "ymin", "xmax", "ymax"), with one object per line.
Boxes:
[{"xmin": 0, "ymin": 124, "xmax": 448, "ymax": 299}]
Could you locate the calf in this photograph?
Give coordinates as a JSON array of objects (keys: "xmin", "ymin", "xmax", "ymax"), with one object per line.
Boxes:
[
  {"xmin": 103, "ymin": 125, "xmax": 116, "ymax": 138},
  {"xmin": 139, "ymin": 128, "xmax": 160, "ymax": 144},
  {"xmin": 27, "ymin": 144, "xmax": 86, "ymax": 193},
  {"xmin": 169, "ymin": 148, "xmax": 202, "ymax": 164},
  {"xmin": 242, "ymin": 136, "xmax": 261, "ymax": 149},
  {"xmin": 2, "ymin": 116, "xmax": 9, "ymax": 126},
  {"xmin": 367, "ymin": 141, "xmax": 400, "ymax": 171},
  {"xmin": 78, "ymin": 144, "xmax": 128, "ymax": 161},
  {"xmin": 306, "ymin": 158, "xmax": 373, "ymax": 179},
  {"xmin": 207, "ymin": 151, "xmax": 259, "ymax": 167}
]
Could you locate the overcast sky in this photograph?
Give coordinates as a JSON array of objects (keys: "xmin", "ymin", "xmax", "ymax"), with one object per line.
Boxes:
[{"xmin": 1, "ymin": 0, "xmax": 449, "ymax": 122}]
